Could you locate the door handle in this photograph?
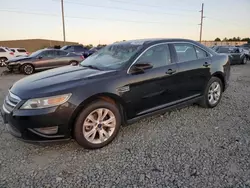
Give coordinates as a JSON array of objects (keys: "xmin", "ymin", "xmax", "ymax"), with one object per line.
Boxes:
[
  {"xmin": 203, "ymin": 62, "xmax": 211, "ymax": 67},
  {"xmin": 166, "ymin": 69, "xmax": 176, "ymax": 75}
]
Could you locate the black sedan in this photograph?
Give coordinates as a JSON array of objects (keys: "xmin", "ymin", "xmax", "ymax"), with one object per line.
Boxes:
[
  {"xmin": 5, "ymin": 49, "xmax": 84, "ymax": 75},
  {"xmin": 1, "ymin": 39, "xmax": 230, "ymax": 149},
  {"xmin": 212, "ymin": 46, "xmax": 248, "ymax": 64}
]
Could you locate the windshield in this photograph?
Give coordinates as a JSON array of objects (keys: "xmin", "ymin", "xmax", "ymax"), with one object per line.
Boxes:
[
  {"xmin": 60, "ymin": 46, "xmax": 68, "ymax": 50},
  {"xmin": 80, "ymin": 42, "xmax": 144, "ymax": 70},
  {"xmin": 29, "ymin": 49, "xmax": 43, "ymax": 57}
]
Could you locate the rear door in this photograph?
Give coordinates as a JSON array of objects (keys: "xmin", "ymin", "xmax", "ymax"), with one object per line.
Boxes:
[
  {"xmin": 229, "ymin": 48, "xmax": 242, "ymax": 63},
  {"xmin": 170, "ymin": 43, "xmax": 212, "ymax": 99},
  {"xmin": 53, "ymin": 50, "xmax": 70, "ymax": 66}
]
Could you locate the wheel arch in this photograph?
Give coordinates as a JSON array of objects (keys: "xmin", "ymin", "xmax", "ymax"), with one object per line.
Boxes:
[
  {"xmin": 212, "ymin": 72, "xmax": 225, "ymax": 91},
  {"xmin": 69, "ymin": 92, "xmax": 127, "ymax": 136}
]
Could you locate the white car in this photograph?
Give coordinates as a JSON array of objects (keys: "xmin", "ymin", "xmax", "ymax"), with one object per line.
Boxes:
[
  {"xmin": 10, "ymin": 48, "xmax": 29, "ymax": 57},
  {"xmin": 0, "ymin": 47, "xmax": 15, "ymax": 67}
]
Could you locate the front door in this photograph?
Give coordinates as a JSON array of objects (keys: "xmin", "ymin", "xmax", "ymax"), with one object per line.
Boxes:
[
  {"xmin": 121, "ymin": 44, "xmax": 179, "ymax": 119},
  {"xmin": 34, "ymin": 50, "xmax": 57, "ymax": 69}
]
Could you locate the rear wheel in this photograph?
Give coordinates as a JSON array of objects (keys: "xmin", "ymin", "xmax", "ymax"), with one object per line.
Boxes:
[
  {"xmin": 199, "ymin": 77, "xmax": 223, "ymax": 108},
  {"xmin": 0, "ymin": 57, "xmax": 7, "ymax": 67},
  {"xmin": 69, "ymin": 61, "xmax": 78, "ymax": 66},
  {"xmin": 21, "ymin": 64, "xmax": 35, "ymax": 75},
  {"xmin": 242, "ymin": 56, "xmax": 247, "ymax": 64},
  {"xmin": 74, "ymin": 100, "xmax": 121, "ymax": 149}
]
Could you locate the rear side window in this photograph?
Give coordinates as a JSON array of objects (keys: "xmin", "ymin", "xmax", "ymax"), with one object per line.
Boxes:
[
  {"xmin": 74, "ymin": 46, "xmax": 84, "ymax": 52},
  {"xmin": 11, "ymin": 49, "xmax": 15, "ymax": 52},
  {"xmin": 57, "ymin": 51, "xmax": 68, "ymax": 56},
  {"xmin": 0, "ymin": 48, "xmax": 6, "ymax": 52},
  {"xmin": 217, "ymin": 47, "xmax": 230, "ymax": 53},
  {"xmin": 17, "ymin": 49, "xmax": 27, "ymax": 52},
  {"xmin": 174, "ymin": 43, "xmax": 197, "ymax": 62},
  {"xmin": 195, "ymin": 46, "xmax": 208, "ymax": 59}
]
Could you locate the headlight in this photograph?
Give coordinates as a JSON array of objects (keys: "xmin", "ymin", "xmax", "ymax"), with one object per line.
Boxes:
[
  {"xmin": 8, "ymin": 62, "xmax": 18, "ymax": 65},
  {"xmin": 20, "ymin": 93, "xmax": 72, "ymax": 109}
]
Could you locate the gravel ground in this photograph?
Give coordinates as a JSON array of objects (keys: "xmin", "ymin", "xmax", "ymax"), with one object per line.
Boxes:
[{"xmin": 0, "ymin": 63, "xmax": 250, "ymax": 188}]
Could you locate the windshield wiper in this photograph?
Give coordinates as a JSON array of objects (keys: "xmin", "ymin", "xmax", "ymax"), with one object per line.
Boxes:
[{"xmin": 81, "ymin": 65, "xmax": 101, "ymax": 70}]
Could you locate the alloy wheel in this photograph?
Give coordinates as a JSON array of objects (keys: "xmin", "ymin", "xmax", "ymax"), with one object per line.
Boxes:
[
  {"xmin": 208, "ymin": 81, "xmax": 221, "ymax": 105},
  {"xmin": 82, "ymin": 108, "xmax": 116, "ymax": 144},
  {"xmin": 23, "ymin": 65, "xmax": 34, "ymax": 74}
]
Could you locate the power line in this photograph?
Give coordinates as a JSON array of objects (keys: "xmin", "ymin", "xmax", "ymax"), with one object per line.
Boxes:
[
  {"xmin": 53, "ymin": 0, "xmax": 197, "ymax": 18},
  {"xmin": 99, "ymin": 0, "xmax": 198, "ymax": 12},
  {"xmin": 0, "ymin": 9, "xmax": 197, "ymax": 25}
]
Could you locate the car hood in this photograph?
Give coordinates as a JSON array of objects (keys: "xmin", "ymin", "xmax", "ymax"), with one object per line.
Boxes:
[
  {"xmin": 10, "ymin": 65, "xmax": 116, "ymax": 99},
  {"xmin": 8, "ymin": 56, "xmax": 32, "ymax": 62}
]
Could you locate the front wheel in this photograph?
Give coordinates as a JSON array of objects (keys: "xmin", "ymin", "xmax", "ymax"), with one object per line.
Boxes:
[
  {"xmin": 0, "ymin": 57, "xmax": 7, "ymax": 67},
  {"xmin": 21, "ymin": 64, "xmax": 35, "ymax": 75},
  {"xmin": 199, "ymin": 77, "xmax": 223, "ymax": 108},
  {"xmin": 74, "ymin": 100, "xmax": 121, "ymax": 149}
]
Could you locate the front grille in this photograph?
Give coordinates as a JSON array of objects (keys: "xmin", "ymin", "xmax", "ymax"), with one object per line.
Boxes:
[{"xmin": 3, "ymin": 91, "xmax": 21, "ymax": 113}]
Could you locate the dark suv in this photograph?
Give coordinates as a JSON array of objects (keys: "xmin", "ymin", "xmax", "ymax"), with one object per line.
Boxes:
[
  {"xmin": 1, "ymin": 39, "xmax": 230, "ymax": 149},
  {"xmin": 61, "ymin": 45, "xmax": 90, "ymax": 58}
]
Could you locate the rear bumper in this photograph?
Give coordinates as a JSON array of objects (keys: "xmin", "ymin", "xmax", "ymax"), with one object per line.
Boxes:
[{"xmin": 1, "ymin": 102, "xmax": 76, "ymax": 142}]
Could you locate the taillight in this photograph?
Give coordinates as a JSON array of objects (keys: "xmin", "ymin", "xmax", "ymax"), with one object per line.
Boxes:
[
  {"xmin": 10, "ymin": 52, "xmax": 14, "ymax": 55},
  {"xmin": 80, "ymin": 55, "xmax": 84, "ymax": 60},
  {"xmin": 26, "ymin": 52, "xmax": 29, "ymax": 55}
]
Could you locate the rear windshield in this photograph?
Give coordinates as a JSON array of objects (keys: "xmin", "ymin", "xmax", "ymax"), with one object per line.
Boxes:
[
  {"xmin": 0, "ymin": 48, "xmax": 6, "ymax": 52},
  {"xmin": 17, "ymin": 49, "xmax": 27, "ymax": 52}
]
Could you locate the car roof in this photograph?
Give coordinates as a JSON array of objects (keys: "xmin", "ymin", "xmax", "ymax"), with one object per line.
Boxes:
[
  {"xmin": 10, "ymin": 48, "xmax": 26, "ymax": 50},
  {"xmin": 113, "ymin": 38, "xmax": 206, "ymax": 46}
]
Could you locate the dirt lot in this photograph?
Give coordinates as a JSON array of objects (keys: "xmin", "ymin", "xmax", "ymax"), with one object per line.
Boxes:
[{"xmin": 0, "ymin": 63, "xmax": 250, "ymax": 188}]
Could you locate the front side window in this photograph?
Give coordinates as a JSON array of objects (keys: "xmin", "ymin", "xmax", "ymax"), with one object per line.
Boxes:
[
  {"xmin": 41, "ymin": 51, "xmax": 57, "ymax": 58},
  {"xmin": 135, "ymin": 44, "xmax": 171, "ymax": 68},
  {"xmin": 80, "ymin": 42, "xmax": 144, "ymax": 70},
  {"xmin": 174, "ymin": 43, "xmax": 197, "ymax": 62}
]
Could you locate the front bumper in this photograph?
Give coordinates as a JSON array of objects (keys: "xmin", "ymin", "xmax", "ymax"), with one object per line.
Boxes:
[
  {"xmin": 1, "ymin": 102, "xmax": 76, "ymax": 142},
  {"xmin": 6, "ymin": 63, "xmax": 21, "ymax": 71}
]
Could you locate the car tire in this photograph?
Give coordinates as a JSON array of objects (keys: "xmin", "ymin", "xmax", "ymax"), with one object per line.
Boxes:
[
  {"xmin": 242, "ymin": 56, "xmax": 247, "ymax": 64},
  {"xmin": 21, "ymin": 64, "xmax": 35, "ymax": 75},
  {"xmin": 74, "ymin": 100, "xmax": 121, "ymax": 149},
  {"xmin": 0, "ymin": 57, "xmax": 7, "ymax": 67},
  {"xmin": 69, "ymin": 61, "xmax": 78, "ymax": 66},
  {"xmin": 199, "ymin": 77, "xmax": 223, "ymax": 108}
]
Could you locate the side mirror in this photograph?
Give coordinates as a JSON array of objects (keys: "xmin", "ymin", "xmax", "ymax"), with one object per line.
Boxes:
[
  {"xmin": 130, "ymin": 62, "xmax": 153, "ymax": 74},
  {"xmin": 38, "ymin": 56, "xmax": 43, "ymax": 59}
]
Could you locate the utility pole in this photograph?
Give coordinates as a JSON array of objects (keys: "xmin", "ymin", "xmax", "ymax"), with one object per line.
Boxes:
[
  {"xmin": 61, "ymin": 0, "xmax": 66, "ymax": 45},
  {"xmin": 199, "ymin": 3, "xmax": 205, "ymax": 42}
]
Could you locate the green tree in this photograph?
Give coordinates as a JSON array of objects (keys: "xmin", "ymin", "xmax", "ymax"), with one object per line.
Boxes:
[
  {"xmin": 222, "ymin": 37, "xmax": 228, "ymax": 41},
  {"xmin": 85, "ymin": 44, "xmax": 93, "ymax": 49},
  {"xmin": 214, "ymin": 38, "xmax": 221, "ymax": 41}
]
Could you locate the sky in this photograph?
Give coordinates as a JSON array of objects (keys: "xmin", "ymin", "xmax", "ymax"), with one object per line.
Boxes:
[{"xmin": 1, "ymin": 0, "xmax": 250, "ymax": 45}]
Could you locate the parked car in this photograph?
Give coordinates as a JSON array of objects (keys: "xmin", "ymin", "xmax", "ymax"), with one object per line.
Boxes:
[
  {"xmin": 5, "ymin": 49, "xmax": 84, "ymax": 75},
  {"xmin": 61, "ymin": 45, "xmax": 90, "ymax": 58},
  {"xmin": 1, "ymin": 39, "xmax": 230, "ymax": 149},
  {"xmin": 10, "ymin": 48, "xmax": 29, "ymax": 57},
  {"xmin": 88, "ymin": 46, "xmax": 104, "ymax": 56},
  {"xmin": 0, "ymin": 47, "xmax": 15, "ymax": 67},
  {"xmin": 212, "ymin": 46, "xmax": 248, "ymax": 64}
]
